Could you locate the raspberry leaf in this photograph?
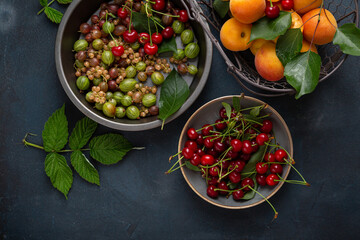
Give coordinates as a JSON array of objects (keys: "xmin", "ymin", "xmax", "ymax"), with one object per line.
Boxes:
[
  {"xmin": 71, "ymin": 150, "xmax": 99, "ymax": 185},
  {"xmin": 69, "ymin": 117, "xmax": 97, "ymax": 150},
  {"xmin": 333, "ymin": 23, "xmax": 360, "ymax": 56},
  {"xmin": 40, "ymin": 0, "xmax": 48, "ymax": 7},
  {"xmin": 44, "ymin": 7, "xmax": 63, "ymax": 24},
  {"xmin": 57, "ymin": 0, "xmax": 73, "ymax": 4}
]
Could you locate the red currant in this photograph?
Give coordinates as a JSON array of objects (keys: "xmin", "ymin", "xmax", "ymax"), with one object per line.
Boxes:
[
  {"xmin": 241, "ymin": 178, "xmax": 255, "ymax": 191},
  {"xmin": 264, "ymin": 152, "xmax": 276, "ymax": 162},
  {"xmin": 229, "ymin": 171, "xmax": 241, "ymax": 184},
  {"xmin": 144, "ymin": 43, "xmax": 158, "ymax": 55},
  {"xmin": 187, "ymin": 128, "xmax": 198, "ymax": 140},
  {"xmin": 232, "ymin": 189, "xmax": 245, "ymax": 200},
  {"xmin": 270, "ymin": 164, "xmax": 283, "ymax": 174},
  {"xmin": 201, "ymin": 154, "xmax": 215, "ymax": 166},
  {"xmin": 190, "ymin": 154, "xmax": 201, "ymax": 166},
  {"xmin": 266, "ymin": 174, "xmax": 280, "ymax": 186},
  {"xmin": 242, "ymin": 140, "xmax": 253, "ymax": 154},
  {"xmin": 218, "ymin": 181, "xmax": 229, "ymax": 196},
  {"xmin": 265, "ymin": 5, "xmax": 280, "ymax": 19},
  {"xmin": 201, "ymin": 124, "xmax": 213, "ymax": 136},
  {"xmin": 256, "ymin": 174, "xmax": 267, "ymax": 186},
  {"xmin": 281, "ymin": 0, "xmax": 294, "ymax": 10},
  {"xmin": 256, "ymin": 162, "xmax": 269, "ymax": 174},
  {"xmin": 215, "ymin": 119, "xmax": 227, "ymax": 131},
  {"xmin": 123, "ymin": 29, "xmax": 138, "ymax": 43},
  {"xmin": 178, "ymin": 10, "xmax": 189, "ymax": 22},
  {"xmin": 207, "ymin": 185, "xmax": 218, "ymax": 198},
  {"xmin": 261, "ymin": 119, "xmax": 273, "ymax": 133},
  {"xmin": 138, "ymin": 32, "xmax": 150, "ymax": 44},
  {"xmin": 117, "ymin": 8, "xmax": 128, "ymax": 19},
  {"xmin": 275, "ymin": 149, "xmax": 287, "ymax": 162},
  {"xmin": 182, "ymin": 147, "xmax": 194, "ymax": 159},
  {"xmin": 256, "ymin": 133, "xmax": 269, "ymax": 146},
  {"xmin": 185, "ymin": 140, "xmax": 198, "ymax": 151},
  {"xmin": 230, "ymin": 139, "xmax": 242, "ymax": 152},
  {"xmin": 152, "ymin": 0, "xmax": 165, "ymax": 11},
  {"xmin": 151, "ymin": 33, "xmax": 163, "ymax": 45},
  {"xmin": 161, "ymin": 26, "xmax": 174, "ymax": 39},
  {"xmin": 111, "ymin": 46, "xmax": 124, "ymax": 57}
]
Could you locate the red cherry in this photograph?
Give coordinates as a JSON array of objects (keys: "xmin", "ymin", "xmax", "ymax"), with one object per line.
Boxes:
[
  {"xmin": 281, "ymin": 0, "xmax": 294, "ymax": 10},
  {"xmin": 226, "ymin": 150, "xmax": 238, "ymax": 160},
  {"xmin": 208, "ymin": 177, "xmax": 218, "ymax": 186},
  {"xmin": 201, "ymin": 124, "xmax": 213, "ymax": 136},
  {"xmin": 117, "ymin": 8, "xmax": 128, "ymax": 19},
  {"xmin": 230, "ymin": 139, "xmax": 242, "ymax": 152},
  {"xmin": 206, "ymin": 148, "xmax": 218, "ymax": 157},
  {"xmin": 256, "ymin": 133, "xmax": 269, "ymax": 146},
  {"xmin": 123, "ymin": 29, "xmax": 138, "ymax": 43},
  {"xmin": 218, "ymin": 181, "xmax": 229, "ymax": 196},
  {"xmin": 233, "ymin": 160, "xmax": 246, "ymax": 173},
  {"xmin": 241, "ymin": 177, "xmax": 255, "ymax": 191},
  {"xmin": 161, "ymin": 26, "xmax": 174, "ymax": 39},
  {"xmin": 266, "ymin": 174, "xmax": 280, "ymax": 186},
  {"xmin": 215, "ymin": 119, "xmax": 227, "ymax": 131},
  {"xmin": 187, "ymin": 128, "xmax": 198, "ymax": 140},
  {"xmin": 232, "ymin": 189, "xmax": 245, "ymax": 200},
  {"xmin": 144, "ymin": 43, "xmax": 158, "ymax": 55},
  {"xmin": 195, "ymin": 149, "xmax": 205, "ymax": 157},
  {"xmin": 256, "ymin": 162, "xmax": 269, "ymax": 174},
  {"xmin": 270, "ymin": 164, "xmax": 283, "ymax": 174},
  {"xmin": 204, "ymin": 137, "xmax": 214, "ymax": 149},
  {"xmin": 185, "ymin": 140, "xmax": 198, "ymax": 151},
  {"xmin": 151, "ymin": 33, "xmax": 163, "ymax": 45},
  {"xmin": 111, "ymin": 46, "xmax": 124, "ymax": 57},
  {"xmin": 178, "ymin": 10, "xmax": 189, "ymax": 22},
  {"xmin": 219, "ymin": 107, "xmax": 227, "ymax": 119},
  {"xmin": 261, "ymin": 119, "xmax": 273, "ymax": 133},
  {"xmin": 182, "ymin": 147, "xmax": 194, "ymax": 159},
  {"xmin": 264, "ymin": 152, "xmax": 276, "ymax": 162},
  {"xmin": 275, "ymin": 149, "xmax": 287, "ymax": 162},
  {"xmin": 214, "ymin": 141, "xmax": 226, "ymax": 153},
  {"xmin": 201, "ymin": 154, "xmax": 215, "ymax": 166},
  {"xmin": 196, "ymin": 134, "xmax": 204, "ymax": 146},
  {"xmin": 256, "ymin": 174, "xmax": 267, "ymax": 186},
  {"xmin": 265, "ymin": 5, "xmax": 280, "ymax": 19},
  {"xmin": 190, "ymin": 154, "xmax": 201, "ymax": 166},
  {"xmin": 251, "ymin": 140, "xmax": 259, "ymax": 152},
  {"xmin": 240, "ymin": 153, "xmax": 251, "ymax": 161},
  {"xmin": 152, "ymin": 0, "xmax": 165, "ymax": 11},
  {"xmin": 138, "ymin": 32, "xmax": 150, "ymax": 44},
  {"xmin": 207, "ymin": 185, "xmax": 218, "ymax": 198},
  {"xmin": 209, "ymin": 166, "xmax": 220, "ymax": 177},
  {"xmin": 229, "ymin": 171, "xmax": 241, "ymax": 184},
  {"xmin": 242, "ymin": 140, "xmax": 253, "ymax": 154}
]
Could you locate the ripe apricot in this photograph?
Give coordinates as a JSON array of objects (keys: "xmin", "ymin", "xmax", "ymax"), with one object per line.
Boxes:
[
  {"xmin": 230, "ymin": 0, "xmax": 266, "ymax": 24},
  {"xmin": 302, "ymin": 8, "xmax": 337, "ymax": 45},
  {"xmin": 294, "ymin": 0, "xmax": 322, "ymax": 15},
  {"xmin": 290, "ymin": 11, "xmax": 304, "ymax": 32},
  {"xmin": 255, "ymin": 42, "xmax": 284, "ymax": 81},
  {"xmin": 250, "ymin": 39, "xmax": 271, "ymax": 55},
  {"xmin": 300, "ymin": 39, "xmax": 318, "ymax": 53},
  {"xmin": 220, "ymin": 18, "xmax": 253, "ymax": 51}
]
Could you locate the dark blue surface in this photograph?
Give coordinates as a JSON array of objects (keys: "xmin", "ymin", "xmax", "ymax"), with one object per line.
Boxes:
[{"xmin": 1, "ymin": 1, "xmax": 360, "ymax": 239}]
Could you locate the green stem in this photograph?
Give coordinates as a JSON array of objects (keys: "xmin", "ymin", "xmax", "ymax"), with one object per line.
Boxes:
[
  {"xmin": 248, "ymin": 186, "xmax": 278, "ymax": 220},
  {"xmin": 37, "ymin": 0, "xmax": 55, "ymax": 15},
  {"xmin": 23, "ymin": 139, "xmax": 45, "ymax": 150}
]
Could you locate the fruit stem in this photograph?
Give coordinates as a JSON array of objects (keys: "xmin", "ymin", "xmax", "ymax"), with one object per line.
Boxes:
[
  {"xmin": 166, "ymin": 156, "xmax": 184, "ymax": 174},
  {"xmin": 37, "ymin": 0, "xmax": 55, "ymax": 15},
  {"xmin": 248, "ymin": 186, "xmax": 278, "ymax": 220}
]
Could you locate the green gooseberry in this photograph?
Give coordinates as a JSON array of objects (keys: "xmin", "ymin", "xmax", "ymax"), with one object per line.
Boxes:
[
  {"xmin": 73, "ymin": 39, "xmax": 88, "ymax": 52},
  {"xmin": 172, "ymin": 20, "xmax": 185, "ymax": 34},
  {"xmin": 76, "ymin": 76, "xmax": 90, "ymax": 90},
  {"xmin": 126, "ymin": 66, "xmax": 137, "ymax": 78},
  {"xmin": 181, "ymin": 29, "xmax": 195, "ymax": 45},
  {"xmin": 151, "ymin": 72, "xmax": 165, "ymax": 85},
  {"xmin": 184, "ymin": 42, "xmax": 200, "ymax": 59},
  {"xmin": 103, "ymin": 102, "xmax": 116, "ymax": 118},
  {"xmin": 92, "ymin": 39, "xmax": 104, "ymax": 50},
  {"xmin": 113, "ymin": 91, "xmax": 124, "ymax": 104},
  {"xmin": 173, "ymin": 49, "xmax": 185, "ymax": 60},
  {"xmin": 108, "ymin": 98, "xmax": 117, "ymax": 106},
  {"xmin": 120, "ymin": 78, "xmax": 137, "ymax": 92},
  {"xmin": 187, "ymin": 65, "xmax": 198, "ymax": 75},
  {"xmin": 131, "ymin": 42, "xmax": 140, "ymax": 51},
  {"xmin": 85, "ymin": 92, "xmax": 94, "ymax": 103},
  {"xmin": 136, "ymin": 61, "xmax": 147, "ymax": 72},
  {"xmin": 93, "ymin": 78, "xmax": 102, "ymax": 86},
  {"xmin": 126, "ymin": 105, "xmax": 140, "ymax": 120},
  {"xmin": 106, "ymin": 92, "xmax": 113, "ymax": 100},
  {"xmin": 75, "ymin": 60, "xmax": 84, "ymax": 68},
  {"xmin": 142, "ymin": 93, "xmax": 157, "ymax": 107},
  {"xmin": 102, "ymin": 21, "xmax": 115, "ymax": 34},
  {"xmin": 115, "ymin": 107, "xmax": 126, "ymax": 118},
  {"xmin": 102, "ymin": 50, "xmax": 115, "ymax": 65},
  {"xmin": 95, "ymin": 102, "xmax": 104, "ymax": 110},
  {"xmin": 121, "ymin": 95, "xmax": 132, "ymax": 107}
]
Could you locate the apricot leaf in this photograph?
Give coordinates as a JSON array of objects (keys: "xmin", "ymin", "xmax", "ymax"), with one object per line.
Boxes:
[
  {"xmin": 276, "ymin": 28, "xmax": 303, "ymax": 66},
  {"xmin": 333, "ymin": 23, "xmax": 360, "ymax": 56},
  {"xmin": 213, "ymin": 0, "xmax": 229, "ymax": 18}
]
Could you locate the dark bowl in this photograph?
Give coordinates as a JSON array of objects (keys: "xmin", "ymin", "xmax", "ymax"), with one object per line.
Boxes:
[
  {"xmin": 55, "ymin": 0, "xmax": 212, "ymax": 131},
  {"xmin": 178, "ymin": 95, "xmax": 293, "ymax": 209}
]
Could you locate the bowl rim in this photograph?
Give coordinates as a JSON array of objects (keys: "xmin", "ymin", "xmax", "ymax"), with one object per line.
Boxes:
[
  {"xmin": 178, "ymin": 95, "xmax": 293, "ymax": 209},
  {"xmin": 55, "ymin": 0, "xmax": 213, "ymax": 131}
]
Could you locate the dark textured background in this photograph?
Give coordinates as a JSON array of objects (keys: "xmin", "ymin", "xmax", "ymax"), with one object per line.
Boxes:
[{"xmin": 1, "ymin": 1, "xmax": 360, "ymax": 239}]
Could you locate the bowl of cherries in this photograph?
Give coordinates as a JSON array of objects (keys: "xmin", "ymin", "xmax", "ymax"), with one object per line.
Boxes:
[{"xmin": 167, "ymin": 95, "xmax": 308, "ymax": 216}]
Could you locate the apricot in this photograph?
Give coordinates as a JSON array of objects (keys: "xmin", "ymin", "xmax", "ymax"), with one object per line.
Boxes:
[
  {"xmin": 255, "ymin": 42, "xmax": 284, "ymax": 81},
  {"xmin": 220, "ymin": 18, "xmax": 253, "ymax": 51},
  {"xmin": 300, "ymin": 39, "xmax": 318, "ymax": 54},
  {"xmin": 302, "ymin": 8, "xmax": 337, "ymax": 45},
  {"xmin": 290, "ymin": 11, "xmax": 304, "ymax": 32},
  {"xmin": 294, "ymin": 0, "xmax": 322, "ymax": 15},
  {"xmin": 230, "ymin": 0, "xmax": 266, "ymax": 24},
  {"xmin": 250, "ymin": 39, "xmax": 271, "ymax": 55}
]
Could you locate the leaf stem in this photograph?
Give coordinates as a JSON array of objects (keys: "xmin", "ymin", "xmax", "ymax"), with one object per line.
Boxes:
[{"xmin": 37, "ymin": 0, "xmax": 55, "ymax": 15}]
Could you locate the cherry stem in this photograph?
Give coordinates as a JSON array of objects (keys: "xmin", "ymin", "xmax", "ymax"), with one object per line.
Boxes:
[
  {"xmin": 269, "ymin": 0, "xmax": 273, "ymax": 8},
  {"xmin": 37, "ymin": 0, "xmax": 55, "ymax": 15},
  {"xmin": 248, "ymin": 186, "xmax": 278, "ymax": 220},
  {"xmin": 129, "ymin": 4, "xmax": 133, "ymax": 32},
  {"xmin": 167, "ymin": 163, "xmax": 186, "ymax": 173}
]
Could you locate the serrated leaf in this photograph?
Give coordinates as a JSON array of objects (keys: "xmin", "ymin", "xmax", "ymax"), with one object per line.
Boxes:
[
  {"xmin": 42, "ymin": 104, "xmax": 68, "ymax": 152},
  {"xmin": 158, "ymin": 70, "xmax": 190, "ymax": 124},
  {"xmin": 241, "ymin": 176, "xmax": 258, "ymax": 200},
  {"xmin": 57, "ymin": 0, "xmax": 72, "ymax": 4},
  {"xmin": 158, "ymin": 37, "xmax": 177, "ymax": 54},
  {"xmin": 89, "ymin": 134, "xmax": 133, "ymax": 165},
  {"xmin": 185, "ymin": 161, "xmax": 201, "ymax": 171},
  {"xmin": 132, "ymin": 12, "xmax": 157, "ymax": 33},
  {"xmin": 276, "ymin": 28, "xmax": 303, "ymax": 65},
  {"xmin": 284, "ymin": 51, "xmax": 321, "ymax": 99},
  {"xmin": 69, "ymin": 117, "xmax": 97, "ymax": 150},
  {"xmin": 232, "ymin": 96, "xmax": 241, "ymax": 112},
  {"xmin": 71, "ymin": 150, "xmax": 99, "ymax": 185},
  {"xmin": 221, "ymin": 102, "xmax": 232, "ymax": 119},
  {"xmin": 40, "ymin": 0, "xmax": 48, "ymax": 7},
  {"xmin": 250, "ymin": 11, "xmax": 292, "ymax": 42},
  {"xmin": 45, "ymin": 152, "xmax": 73, "ymax": 198},
  {"xmin": 242, "ymin": 145, "xmax": 266, "ymax": 178},
  {"xmin": 213, "ymin": 0, "xmax": 229, "ymax": 18},
  {"xmin": 44, "ymin": 7, "xmax": 63, "ymax": 24},
  {"xmin": 333, "ymin": 23, "xmax": 360, "ymax": 56}
]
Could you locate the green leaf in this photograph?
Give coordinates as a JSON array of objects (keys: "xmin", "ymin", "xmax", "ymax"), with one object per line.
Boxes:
[
  {"xmin": 132, "ymin": 12, "xmax": 157, "ymax": 33},
  {"xmin": 222, "ymin": 102, "xmax": 232, "ymax": 119},
  {"xmin": 333, "ymin": 23, "xmax": 360, "ymax": 56},
  {"xmin": 158, "ymin": 37, "xmax": 177, "ymax": 54},
  {"xmin": 250, "ymin": 106, "xmax": 261, "ymax": 117},
  {"xmin": 158, "ymin": 70, "xmax": 190, "ymax": 124},
  {"xmin": 242, "ymin": 145, "xmax": 267, "ymax": 178},
  {"xmin": 44, "ymin": 7, "xmax": 63, "ymax": 24},
  {"xmin": 232, "ymin": 96, "xmax": 241, "ymax": 112},
  {"xmin": 71, "ymin": 150, "xmax": 99, "ymax": 185},
  {"xmin": 241, "ymin": 176, "xmax": 258, "ymax": 200},
  {"xmin": 40, "ymin": 0, "xmax": 48, "ymax": 7},
  {"xmin": 185, "ymin": 161, "xmax": 201, "ymax": 171},
  {"xmin": 42, "ymin": 104, "xmax": 68, "ymax": 152},
  {"xmin": 250, "ymin": 11, "xmax": 292, "ymax": 42},
  {"xmin": 228, "ymin": 182, "xmax": 238, "ymax": 190},
  {"xmin": 276, "ymin": 28, "xmax": 303, "ymax": 65},
  {"xmin": 69, "ymin": 117, "xmax": 97, "ymax": 150},
  {"xmin": 89, "ymin": 134, "xmax": 133, "ymax": 165},
  {"xmin": 213, "ymin": 0, "xmax": 229, "ymax": 18},
  {"xmin": 45, "ymin": 152, "xmax": 73, "ymax": 199},
  {"xmin": 57, "ymin": 0, "xmax": 72, "ymax": 4},
  {"xmin": 284, "ymin": 51, "xmax": 321, "ymax": 99},
  {"xmin": 243, "ymin": 114, "xmax": 262, "ymax": 125}
]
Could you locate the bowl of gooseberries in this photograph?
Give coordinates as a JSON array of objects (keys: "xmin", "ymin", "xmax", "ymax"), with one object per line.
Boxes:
[
  {"xmin": 55, "ymin": 0, "xmax": 212, "ymax": 131},
  {"xmin": 173, "ymin": 95, "xmax": 297, "ymax": 210}
]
